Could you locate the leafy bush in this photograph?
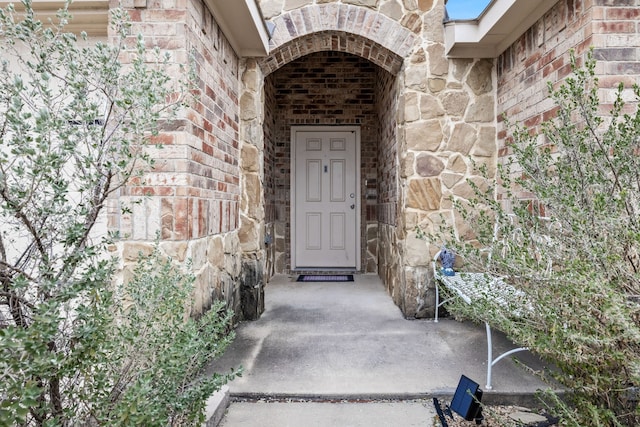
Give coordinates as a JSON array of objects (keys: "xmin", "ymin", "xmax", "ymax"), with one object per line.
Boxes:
[
  {"xmin": 0, "ymin": 2, "xmax": 237, "ymax": 425},
  {"xmin": 91, "ymin": 248, "xmax": 237, "ymax": 426},
  {"xmin": 427, "ymin": 50, "xmax": 640, "ymax": 426}
]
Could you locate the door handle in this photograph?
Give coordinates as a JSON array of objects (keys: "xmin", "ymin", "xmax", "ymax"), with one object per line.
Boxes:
[{"xmin": 350, "ymin": 204, "xmax": 355, "ymax": 209}]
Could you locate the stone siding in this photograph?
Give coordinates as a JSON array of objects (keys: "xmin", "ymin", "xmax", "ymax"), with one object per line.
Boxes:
[{"xmin": 256, "ymin": 0, "xmax": 497, "ymax": 317}]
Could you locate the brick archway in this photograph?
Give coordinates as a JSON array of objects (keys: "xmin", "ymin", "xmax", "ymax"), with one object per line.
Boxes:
[
  {"xmin": 240, "ymin": 4, "xmax": 419, "ymax": 278},
  {"xmin": 260, "ymin": 3, "xmax": 418, "ymax": 76}
]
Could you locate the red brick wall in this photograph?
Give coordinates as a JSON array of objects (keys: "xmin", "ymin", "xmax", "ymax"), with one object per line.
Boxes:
[
  {"xmin": 376, "ymin": 67, "xmax": 398, "ymax": 227},
  {"xmin": 497, "ymin": 0, "xmax": 593, "ymax": 143},
  {"xmin": 111, "ymin": 0, "xmax": 241, "ymax": 241},
  {"xmin": 497, "ymin": 0, "xmax": 640, "ymax": 206},
  {"xmin": 497, "ymin": 0, "xmax": 640, "ymax": 152},
  {"xmin": 265, "ymin": 51, "xmax": 381, "ymax": 272}
]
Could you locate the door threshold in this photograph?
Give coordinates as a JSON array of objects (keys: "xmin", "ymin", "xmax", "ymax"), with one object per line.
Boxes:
[{"xmin": 291, "ymin": 268, "xmax": 358, "ymax": 274}]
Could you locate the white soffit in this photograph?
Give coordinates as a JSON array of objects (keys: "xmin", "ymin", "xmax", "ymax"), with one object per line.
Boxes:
[
  {"xmin": 0, "ymin": 0, "xmax": 109, "ymax": 36},
  {"xmin": 444, "ymin": 0, "xmax": 558, "ymax": 58},
  {"xmin": 204, "ymin": 0, "xmax": 270, "ymax": 57}
]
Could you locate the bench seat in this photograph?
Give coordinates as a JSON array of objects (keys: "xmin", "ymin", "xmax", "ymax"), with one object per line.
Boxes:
[{"xmin": 433, "ymin": 250, "xmax": 531, "ymax": 390}]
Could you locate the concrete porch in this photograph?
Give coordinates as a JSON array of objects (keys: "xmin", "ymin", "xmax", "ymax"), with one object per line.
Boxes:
[{"xmin": 205, "ymin": 274, "xmax": 559, "ymax": 426}]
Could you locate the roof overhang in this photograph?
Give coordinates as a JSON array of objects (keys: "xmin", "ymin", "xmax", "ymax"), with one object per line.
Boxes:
[
  {"xmin": 204, "ymin": 0, "xmax": 270, "ymax": 57},
  {"xmin": 0, "ymin": 1, "xmax": 270, "ymax": 56},
  {"xmin": 0, "ymin": 0, "xmax": 109, "ymax": 36},
  {"xmin": 444, "ymin": 0, "xmax": 558, "ymax": 58}
]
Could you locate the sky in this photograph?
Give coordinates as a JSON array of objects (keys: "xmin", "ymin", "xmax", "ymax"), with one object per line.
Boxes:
[{"xmin": 445, "ymin": 0, "xmax": 492, "ymax": 20}]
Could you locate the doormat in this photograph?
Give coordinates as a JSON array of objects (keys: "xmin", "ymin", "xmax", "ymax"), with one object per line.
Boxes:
[{"xmin": 296, "ymin": 274, "xmax": 354, "ymax": 282}]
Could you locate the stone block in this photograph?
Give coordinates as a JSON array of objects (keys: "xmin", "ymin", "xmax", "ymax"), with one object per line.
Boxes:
[
  {"xmin": 427, "ymin": 43, "xmax": 448, "ymax": 76},
  {"xmin": 159, "ymin": 241, "xmax": 188, "ymax": 262},
  {"xmin": 451, "ymin": 58, "xmax": 473, "ymax": 82},
  {"xmin": 471, "ymin": 126, "xmax": 497, "ymax": 157},
  {"xmin": 238, "ymin": 216, "xmax": 260, "ymax": 252},
  {"xmin": 192, "ymin": 265, "xmax": 212, "ymax": 317},
  {"xmin": 122, "ymin": 242, "xmax": 154, "ymax": 261},
  {"xmin": 407, "ymin": 178, "xmax": 441, "ymax": 210},
  {"xmin": 422, "ymin": 5, "xmax": 445, "ymax": 43},
  {"xmin": 240, "ymin": 259, "xmax": 265, "ymax": 320},
  {"xmin": 467, "ymin": 59, "xmax": 493, "ymax": 95},
  {"xmin": 343, "ymin": 0, "xmax": 379, "ymax": 8},
  {"xmin": 441, "ymin": 91, "xmax": 469, "ymax": 117},
  {"xmin": 240, "ymin": 144, "xmax": 262, "ymax": 172},
  {"xmin": 428, "ymin": 78, "xmax": 446, "ymax": 93},
  {"xmin": 243, "ymin": 173, "xmax": 264, "ymax": 220},
  {"xmin": 284, "ymin": 0, "xmax": 307, "ymax": 11},
  {"xmin": 441, "ymin": 172, "xmax": 464, "ymax": 188},
  {"xmin": 447, "ymin": 123, "xmax": 476, "ymax": 155},
  {"xmin": 405, "ymin": 120, "xmax": 443, "ymax": 151},
  {"xmin": 208, "ymin": 235, "xmax": 225, "ymax": 268},
  {"xmin": 404, "ymin": 233, "xmax": 431, "ymax": 266},
  {"xmin": 260, "ymin": 0, "xmax": 284, "ymax": 19},
  {"xmin": 224, "ymin": 232, "xmax": 240, "ymax": 254},
  {"xmin": 420, "ymin": 94, "xmax": 445, "ymax": 119},
  {"xmin": 418, "ymin": 0, "xmax": 434, "ymax": 11},
  {"xmin": 465, "ymin": 94, "xmax": 495, "ymax": 122},
  {"xmin": 240, "ymin": 92, "xmax": 257, "ymax": 120},
  {"xmin": 380, "ymin": 0, "xmax": 403, "ymax": 20},
  {"xmin": 189, "ymin": 237, "xmax": 208, "ymax": 269},
  {"xmin": 403, "ymin": 265, "xmax": 433, "ymax": 318},
  {"xmin": 416, "ymin": 153, "xmax": 445, "ymax": 177},
  {"xmin": 447, "ymin": 153, "xmax": 468, "ymax": 173},
  {"xmin": 451, "ymin": 176, "xmax": 489, "ymax": 201},
  {"xmin": 242, "ymin": 66, "xmax": 260, "ymax": 93},
  {"xmin": 401, "ymin": 151, "xmax": 415, "ymax": 178},
  {"xmin": 405, "ymin": 63, "xmax": 429, "ymax": 90},
  {"xmin": 403, "ymin": 91, "xmax": 420, "ymax": 122},
  {"xmin": 403, "ymin": 0, "xmax": 418, "ymax": 11},
  {"xmin": 471, "ymin": 157, "xmax": 496, "ymax": 179}
]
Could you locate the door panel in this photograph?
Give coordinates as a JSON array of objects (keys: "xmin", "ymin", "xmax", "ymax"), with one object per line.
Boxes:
[
  {"xmin": 306, "ymin": 160, "xmax": 322, "ymax": 202},
  {"xmin": 330, "ymin": 213, "xmax": 346, "ymax": 250},
  {"xmin": 292, "ymin": 128, "xmax": 359, "ymax": 269}
]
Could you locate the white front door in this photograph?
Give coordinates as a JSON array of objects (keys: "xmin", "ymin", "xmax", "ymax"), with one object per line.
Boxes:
[{"xmin": 291, "ymin": 126, "xmax": 361, "ymax": 270}]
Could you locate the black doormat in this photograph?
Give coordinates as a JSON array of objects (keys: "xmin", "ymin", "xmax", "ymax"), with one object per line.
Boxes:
[{"xmin": 296, "ymin": 274, "xmax": 354, "ymax": 282}]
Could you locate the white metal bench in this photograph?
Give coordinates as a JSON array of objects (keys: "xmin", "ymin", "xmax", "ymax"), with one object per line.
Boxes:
[{"xmin": 432, "ymin": 249, "xmax": 531, "ymax": 390}]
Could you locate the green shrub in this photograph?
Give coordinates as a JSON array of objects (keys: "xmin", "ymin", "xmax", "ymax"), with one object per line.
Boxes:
[
  {"xmin": 0, "ymin": 2, "xmax": 237, "ymax": 425},
  {"xmin": 426, "ymin": 50, "xmax": 640, "ymax": 426},
  {"xmin": 92, "ymin": 248, "xmax": 237, "ymax": 426}
]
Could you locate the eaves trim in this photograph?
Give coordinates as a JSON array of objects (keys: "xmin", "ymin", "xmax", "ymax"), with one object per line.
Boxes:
[
  {"xmin": 444, "ymin": 0, "xmax": 558, "ymax": 58},
  {"xmin": 204, "ymin": 0, "xmax": 270, "ymax": 57}
]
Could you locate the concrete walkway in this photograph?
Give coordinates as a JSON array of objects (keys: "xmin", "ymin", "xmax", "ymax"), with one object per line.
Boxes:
[{"xmin": 205, "ymin": 274, "xmax": 557, "ymax": 426}]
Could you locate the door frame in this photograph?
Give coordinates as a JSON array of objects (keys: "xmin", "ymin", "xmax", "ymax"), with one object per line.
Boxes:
[{"xmin": 290, "ymin": 125, "xmax": 362, "ymax": 271}]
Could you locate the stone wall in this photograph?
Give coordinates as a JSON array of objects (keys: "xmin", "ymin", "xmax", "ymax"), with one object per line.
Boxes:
[
  {"xmin": 263, "ymin": 65, "xmax": 278, "ymax": 277},
  {"xmin": 109, "ymin": 0, "xmax": 263, "ymax": 320},
  {"xmin": 375, "ymin": 67, "xmax": 400, "ymax": 300},
  {"xmin": 256, "ymin": 0, "xmax": 496, "ymax": 318}
]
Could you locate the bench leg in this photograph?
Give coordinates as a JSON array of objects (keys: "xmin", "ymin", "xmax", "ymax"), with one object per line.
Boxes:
[
  {"xmin": 485, "ymin": 322, "xmax": 529, "ymax": 390},
  {"xmin": 485, "ymin": 322, "xmax": 493, "ymax": 389},
  {"xmin": 434, "ymin": 283, "xmax": 440, "ymax": 323}
]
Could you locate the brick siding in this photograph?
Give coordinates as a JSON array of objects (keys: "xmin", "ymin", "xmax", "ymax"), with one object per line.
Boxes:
[
  {"xmin": 497, "ymin": 0, "xmax": 640, "ymax": 206},
  {"xmin": 111, "ymin": 0, "xmax": 241, "ymax": 241},
  {"xmin": 265, "ymin": 50, "xmax": 383, "ymax": 273}
]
